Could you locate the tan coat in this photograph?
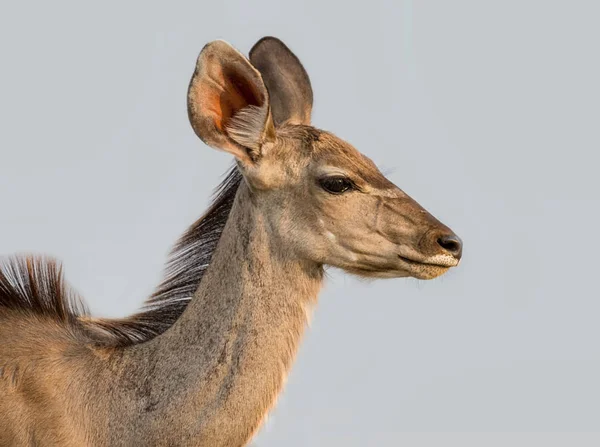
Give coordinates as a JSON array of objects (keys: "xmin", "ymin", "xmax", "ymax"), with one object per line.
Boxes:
[{"xmin": 0, "ymin": 37, "xmax": 462, "ymax": 446}]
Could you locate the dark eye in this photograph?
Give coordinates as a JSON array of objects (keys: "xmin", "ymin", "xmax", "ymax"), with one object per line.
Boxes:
[{"xmin": 319, "ymin": 177, "xmax": 354, "ymax": 194}]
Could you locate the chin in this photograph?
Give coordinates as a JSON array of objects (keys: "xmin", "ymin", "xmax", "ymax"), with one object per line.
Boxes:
[
  {"xmin": 337, "ymin": 262, "xmax": 453, "ymax": 280},
  {"xmin": 409, "ymin": 266, "xmax": 451, "ymax": 280}
]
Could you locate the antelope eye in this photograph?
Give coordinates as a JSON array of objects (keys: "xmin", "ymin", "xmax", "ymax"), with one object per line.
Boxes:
[{"xmin": 319, "ymin": 177, "xmax": 353, "ymax": 194}]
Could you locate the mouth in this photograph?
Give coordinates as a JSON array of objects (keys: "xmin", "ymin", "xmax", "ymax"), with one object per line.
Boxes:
[{"xmin": 397, "ymin": 254, "xmax": 458, "ymax": 269}]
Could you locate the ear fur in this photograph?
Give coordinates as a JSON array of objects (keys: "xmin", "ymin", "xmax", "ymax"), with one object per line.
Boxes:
[{"xmin": 187, "ymin": 40, "xmax": 275, "ymax": 163}]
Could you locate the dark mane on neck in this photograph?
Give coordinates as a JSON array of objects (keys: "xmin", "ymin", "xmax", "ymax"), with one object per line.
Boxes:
[{"xmin": 0, "ymin": 166, "xmax": 242, "ymax": 347}]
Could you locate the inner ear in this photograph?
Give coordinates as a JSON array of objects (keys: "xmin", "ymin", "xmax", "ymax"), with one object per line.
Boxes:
[{"xmin": 217, "ymin": 65, "xmax": 264, "ymax": 130}]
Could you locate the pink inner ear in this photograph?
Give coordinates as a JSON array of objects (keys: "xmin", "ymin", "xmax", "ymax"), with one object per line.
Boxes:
[{"xmin": 202, "ymin": 63, "xmax": 265, "ymax": 132}]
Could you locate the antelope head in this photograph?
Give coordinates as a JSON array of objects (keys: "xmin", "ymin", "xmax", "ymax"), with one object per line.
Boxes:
[{"xmin": 187, "ymin": 37, "xmax": 462, "ymax": 280}]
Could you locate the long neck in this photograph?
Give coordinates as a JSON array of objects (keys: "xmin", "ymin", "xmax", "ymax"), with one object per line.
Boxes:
[{"xmin": 112, "ymin": 183, "xmax": 323, "ymax": 446}]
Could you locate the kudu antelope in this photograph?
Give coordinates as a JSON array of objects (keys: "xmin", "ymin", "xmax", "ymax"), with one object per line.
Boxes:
[{"xmin": 0, "ymin": 37, "xmax": 462, "ymax": 446}]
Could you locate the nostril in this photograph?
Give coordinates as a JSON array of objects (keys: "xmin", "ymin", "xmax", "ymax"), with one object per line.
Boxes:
[{"xmin": 437, "ymin": 234, "xmax": 463, "ymax": 258}]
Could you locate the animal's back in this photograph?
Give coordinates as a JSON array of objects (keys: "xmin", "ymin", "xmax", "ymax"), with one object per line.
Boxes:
[{"xmin": 0, "ymin": 309, "xmax": 104, "ymax": 446}]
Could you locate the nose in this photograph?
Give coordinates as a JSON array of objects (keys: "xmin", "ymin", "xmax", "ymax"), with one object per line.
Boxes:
[{"xmin": 437, "ymin": 233, "xmax": 463, "ymax": 260}]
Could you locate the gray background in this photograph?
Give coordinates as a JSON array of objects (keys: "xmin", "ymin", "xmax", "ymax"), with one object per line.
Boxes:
[{"xmin": 1, "ymin": 0, "xmax": 599, "ymax": 444}]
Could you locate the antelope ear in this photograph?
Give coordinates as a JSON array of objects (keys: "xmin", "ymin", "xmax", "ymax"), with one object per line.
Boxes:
[
  {"xmin": 187, "ymin": 40, "xmax": 275, "ymax": 164},
  {"xmin": 249, "ymin": 37, "xmax": 313, "ymax": 126}
]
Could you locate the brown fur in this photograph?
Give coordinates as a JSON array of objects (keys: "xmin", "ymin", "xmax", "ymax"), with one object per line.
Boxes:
[{"xmin": 0, "ymin": 36, "xmax": 462, "ymax": 446}]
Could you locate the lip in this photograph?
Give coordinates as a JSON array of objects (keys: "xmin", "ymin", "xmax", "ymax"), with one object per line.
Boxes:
[{"xmin": 397, "ymin": 255, "xmax": 456, "ymax": 269}]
